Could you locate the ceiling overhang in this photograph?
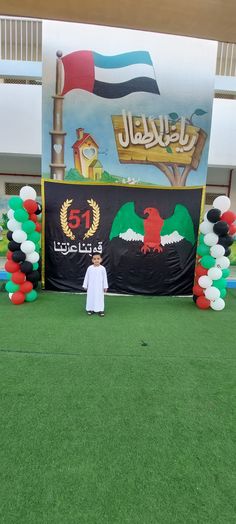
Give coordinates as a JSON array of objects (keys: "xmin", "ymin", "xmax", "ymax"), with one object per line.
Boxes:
[{"xmin": 1, "ymin": 0, "xmax": 236, "ymax": 43}]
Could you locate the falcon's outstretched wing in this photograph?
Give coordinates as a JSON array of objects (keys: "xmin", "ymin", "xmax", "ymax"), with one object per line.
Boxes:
[
  {"xmin": 109, "ymin": 202, "xmax": 144, "ymax": 241},
  {"xmin": 160, "ymin": 204, "xmax": 195, "ymax": 246}
]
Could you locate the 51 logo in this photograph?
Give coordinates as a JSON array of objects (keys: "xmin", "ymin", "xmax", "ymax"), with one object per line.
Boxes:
[{"xmin": 60, "ymin": 198, "xmax": 100, "ymax": 240}]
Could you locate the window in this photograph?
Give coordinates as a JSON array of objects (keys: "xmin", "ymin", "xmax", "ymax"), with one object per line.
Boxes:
[{"xmin": 5, "ymin": 182, "xmax": 41, "ymax": 196}]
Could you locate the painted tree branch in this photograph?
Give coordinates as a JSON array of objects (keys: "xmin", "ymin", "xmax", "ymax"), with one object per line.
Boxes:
[
  {"xmin": 181, "ymin": 165, "xmax": 192, "ymax": 186},
  {"xmin": 154, "ymin": 162, "xmax": 192, "ymax": 186},
  {"xmin": 172, "ymin": 164, "xmax": 182, "ymax": 186},
  {"xmin": 154, "ymin": 163, "xmax": 175, "ymax": 186}
]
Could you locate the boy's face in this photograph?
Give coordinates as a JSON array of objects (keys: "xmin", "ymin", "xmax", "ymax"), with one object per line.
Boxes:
[{"xmin": 92, "ymin": 254, "xmax": 102, "ymax": 266}]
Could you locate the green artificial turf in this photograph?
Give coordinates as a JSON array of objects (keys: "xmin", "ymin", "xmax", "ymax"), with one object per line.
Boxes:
[{"xmin": 0, "ymin": 290, "xmax": 236, "ymax": 523}]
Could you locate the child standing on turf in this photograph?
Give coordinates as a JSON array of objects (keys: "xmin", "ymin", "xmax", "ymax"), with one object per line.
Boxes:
[{"xmin": 83, "ymin": 253, "xmax": 108, "ymax": 316}]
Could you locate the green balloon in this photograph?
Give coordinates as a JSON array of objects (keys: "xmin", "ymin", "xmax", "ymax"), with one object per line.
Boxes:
[
  {"xmin": 5, "ymin": 280, "xmax": 19, "ymax": 293},
  {"xmin": 214, "ymin": 278, "xmax": 227, "ymax": 290},
  {"xmin": 197, "ymin": 244, "xmax": 210, "ymax": 257},
  {"xmin": 32, "ymin": 262, "xmax": 39, "ymax": 270},
  {"xmin": 14, "ymin": 208, "xmax": 29, "ymax": 223},
  {"xmin": 9, "ymin": 196, "xmax": 23, "ymax": 210},
  {"xmin": 201, "ymin": 255, "xmax": 215, "ymax": 269},
  {"xmin": 199, "ymin": 233, "xmax": 205, "ymax": 244},
  {"xmin": 28, "ymin": 231, "xmax": 41, "ymax": 243},
  {"xmin": 220, "ymin": 288, "xmax": 227, "ymax": 299},
  {"xmin": 35, "ymin": 245, "xmax": 40, "ymax": 253},
  {"xmin": 222, "ymin": 268, "xmax": 230, "ymax": 278},
  {"xmin": 22, "ymin": 220, "xmax": 36, "ymax": 234},
  {"xmin": 25, "ymin": 290, "xmax": 38, "ymax": 302}
]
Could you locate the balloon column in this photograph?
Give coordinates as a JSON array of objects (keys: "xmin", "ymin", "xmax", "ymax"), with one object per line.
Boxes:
[
  {"xmin": 5, "ymin": 186, "xmax": 42, "ymax": 305},
  {"xmin": 193, "ymin": 195, "xmax": 236, "ymax": 311}
]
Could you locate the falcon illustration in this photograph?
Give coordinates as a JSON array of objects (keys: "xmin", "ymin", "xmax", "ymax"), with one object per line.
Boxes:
[{"xmin": 109, "ymin": 202, "xmax": 195, "ymax": 253}]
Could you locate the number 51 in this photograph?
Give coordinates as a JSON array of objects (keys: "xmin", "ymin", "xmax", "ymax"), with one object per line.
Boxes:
[{"xmin": 68, "ymin": 209, "xmax": 90, "ymax": 230}]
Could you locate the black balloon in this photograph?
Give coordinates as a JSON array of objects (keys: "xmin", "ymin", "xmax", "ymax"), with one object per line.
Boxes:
[
  {"xmin": 213, "ymin": 221, "xmax": 229, "ymax": 236},
  {"xmin": 225, "ymin": 235, "xmax": 234, "ymax": 246},
  {"xmin": 7, "ymin": 231, "xmax": 13, "ymax": 241},
  {"xmin": 8, "ymin": 240, "xmax": 21, "ymax": 252},
  {"xmin": 192, "ymin": 294, "xmax": 197, "ymax": 303},
  {"xmin": 21, "ymin": 261, "xmax": 33, "ymax": 274},
  {"xmin": 12, "ymin": 250, "xmax": 26, "ymax": 263},
  {"xmin": 225, "ymin": 248, "xmax": 231, "ymax": 257},
  {"xmin": 33, "ymin": 281, "xmax": 39, "ymax": 289},
  {"xmin": 27, "ymin": 270, "xmax": 40, "ymax": 283},
  {"xmin": 218, "ymin": 234, "xmax": 234, "ymax": 247},
  {"xmin": 207, "ymin": 208, "xmax": 221, "ymax": 223},
  {"xmin": 35, "ymin": 202, "xmax": 42, "ymax": 215}
]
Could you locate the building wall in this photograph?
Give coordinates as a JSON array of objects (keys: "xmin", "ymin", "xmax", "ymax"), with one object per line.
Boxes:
[{"xmin": 0, "ymin": 83, "xmax": 41, "ymax": 156}]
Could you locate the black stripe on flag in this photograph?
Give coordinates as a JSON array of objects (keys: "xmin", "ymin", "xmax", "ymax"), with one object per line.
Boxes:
[{"xmin": 93, "ymin": 77, "xmax": 160, "ymax": 98}]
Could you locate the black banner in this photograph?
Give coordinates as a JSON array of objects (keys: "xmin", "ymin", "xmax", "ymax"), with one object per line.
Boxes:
[{"xmin": 42, "ymin": 181, "xmax": 203, "ymax": 295}]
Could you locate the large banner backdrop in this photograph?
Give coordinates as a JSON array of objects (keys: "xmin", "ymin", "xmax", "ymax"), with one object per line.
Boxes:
[
  {"xmin": 42, "ymin": 181, "xmax": 203, "ymax": 295},
  {"xmin": 42, "ymin": 23, "xmax": 215, "ymax": 294}
]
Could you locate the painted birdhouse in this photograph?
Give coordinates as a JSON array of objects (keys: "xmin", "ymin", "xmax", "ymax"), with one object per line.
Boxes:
[{"xmin": 72, "ymin": 128, "xmax": 99, "ymax": 178}]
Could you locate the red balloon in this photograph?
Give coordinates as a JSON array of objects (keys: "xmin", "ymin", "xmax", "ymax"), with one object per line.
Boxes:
[
  {"xmin": 7, "ymin": 250, "xmax": 13, "ymax": 260},
  {"xmin": 35, "ymin": 222, "xmax": 41, "ymax": 232},
  {"xmin": 229, "ymin": 223, "xmax": 236, "ymax": 236},
  {"xmin": 20, "ymin": 281, "xmax": 33, "ymax": 293},
  {"xmin": 23, "ymin": 199, "xmax": 38, "ymax": 214},
  {"xmin": 30, "ymin": 213, "xmax": 38, "ymax": 223},
  {"xmin": 5, "ymin": 260, "xmax": 20, "ymax": 273},
  {"xmin": 193, "ymin": 284, "xmax": 204, "ymax": 296},
  {"xmin": 12, "ymin": 271, "xmax": 26, "ymax": 285},
  {"xmin": 11, "ymin": 291, "xmax": 25, "ymax": 305},
  {"xmin": 196, "ymin": 295, "xmax": 210, "ymax": 309},
  {"xmin": 221, "ymin": 211, "xmax": 236, "ymax": 224},
  {"xmin": 195, "ymin": 264, "xmax": 208, "ymax": 277}
]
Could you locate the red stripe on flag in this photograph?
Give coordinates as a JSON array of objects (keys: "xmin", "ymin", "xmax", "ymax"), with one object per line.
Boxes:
[{"xmin": 60, "ymin": 51, "xmax": 95, "ymax": 95}]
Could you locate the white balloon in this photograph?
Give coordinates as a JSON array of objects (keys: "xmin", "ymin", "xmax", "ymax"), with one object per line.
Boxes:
[
  {"xmin": 215, "ymin": 256, "xmax": 230, "ymax": 269},
  {"xmin": 19, "ymin": 185, "xmax": 37, "ymax": 201},
  {"xmin": 199, "ymin": 220, "xmax": 213, "ymax": 235},
  {"xmin": 210, "ymin": 298, "xmax": 225, "ymax": 311},
  {"xmin": 204, "ymin": 286, "xmax": 221, "ymax": 301},
  {"xmin": 7, "ymin": 219, "xmax": 22, "ymax": 232},
  {"xmin": 204, "ymin": 232, "xmax": 219, "ymax": 246},
  {"xmin": 20, "ymin": 240, "xmax": 35, "ymax": 254},
  {"xmin": 213, "ymin": 195, "xmax": 231, "ymax": 213},
  {"xmin": 198, "ymin": 275, "xmax": 213, "ymax": 288},
  {"xmin": 12, "ymin": 230, "xmax": 27, "ymax": 244},
  {"xmin": 7, "ymin": 209, "xmax": 14, "ymax": 219},
  {"xmin": 26, "ymin": 251, "xmax": 40, "ymax": 263},
  {"xmin": 210, "ymin": 244, "xmax": 225, "ymax": 258},
  {"xmin": 207, "ymin": 267, "xmax": 222, "ymax": 280},
  {"xmin": 9, "ymin": 293, "xmax": 13, "ymax": 300}
]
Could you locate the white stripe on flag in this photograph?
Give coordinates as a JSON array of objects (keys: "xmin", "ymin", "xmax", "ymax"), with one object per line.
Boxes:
[{"xmin": 94, "ymin": 63, "xmax": 156, "ymax": 84}]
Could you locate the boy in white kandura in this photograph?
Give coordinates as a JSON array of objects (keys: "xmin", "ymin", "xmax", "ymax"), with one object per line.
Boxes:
[{"xmin": 83, "ymin": 253, "xmax": 108, "ymax": 316}]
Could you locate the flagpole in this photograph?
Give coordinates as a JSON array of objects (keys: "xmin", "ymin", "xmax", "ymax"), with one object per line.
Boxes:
[{"xmin": 49, "ymin": 50, "xmax": 66, "ymax": 180}]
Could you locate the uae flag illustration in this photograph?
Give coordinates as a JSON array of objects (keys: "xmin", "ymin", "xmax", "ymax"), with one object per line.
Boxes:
[
  {"xmin": 109, "ymin": 202, "xmax": 195, "ymax": 254},
  {"xmin": 60, "ymin": 50, "xmax": 160, "ymax": 98}
]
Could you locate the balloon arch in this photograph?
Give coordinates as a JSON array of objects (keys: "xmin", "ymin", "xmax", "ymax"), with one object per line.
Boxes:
[
  {"xmin": 4, "ymin": 185, "xmax": 42, "ymax": 305},
  {"xmin": 193, "ymin": 195, "xmax": 236, "ymax": 311}
]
